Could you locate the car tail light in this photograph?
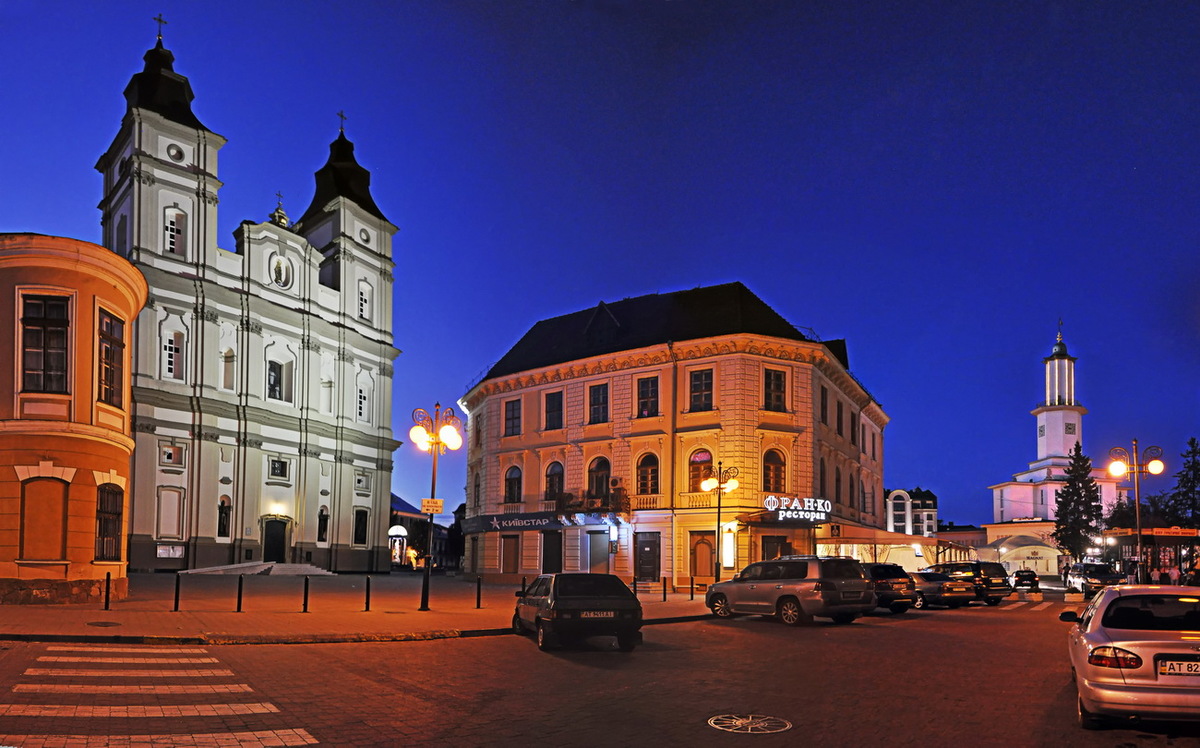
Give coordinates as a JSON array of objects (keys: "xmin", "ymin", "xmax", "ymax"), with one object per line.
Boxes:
[
  {"xmin": 1088, "ymin": 646, "xmax": 1142, "ymax": 669},
  {"xmin": 814, "ymin": 581, "xmax": 836, "ymax": 592}
]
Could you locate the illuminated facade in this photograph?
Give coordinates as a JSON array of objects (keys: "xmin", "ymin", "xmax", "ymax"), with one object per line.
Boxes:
[
  {"xmin": 0, "ymin": 233, "xmax": 147, "ymax": 602},
  {"xmin": 886, "ymin": 488, "xmax": 937, "ymax": 537},
  {"xmin": 459, "ymin": 283, "xmax": 888, "ymax": 586},
  {"xmin": 94, "ymin": 37, "xmax": 399, "ymax": 572},
  {"xmin": 990, "ymin": 332, "xmax": 1121, "ymax": 522}
]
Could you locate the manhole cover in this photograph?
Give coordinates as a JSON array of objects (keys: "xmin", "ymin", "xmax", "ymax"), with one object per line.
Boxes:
[
  {"xmin": 86, "ymin": 621, "xmax": 121, "ymax": 628},
  {"xmin": 707, "ymin": 714, "xmax": 792, "ymax": 734}
]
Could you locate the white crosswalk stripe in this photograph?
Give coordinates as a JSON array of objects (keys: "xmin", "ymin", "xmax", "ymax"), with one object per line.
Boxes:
[{"xmin": 1, "ymin": 643, "xmax": 318, "ymax": 746}]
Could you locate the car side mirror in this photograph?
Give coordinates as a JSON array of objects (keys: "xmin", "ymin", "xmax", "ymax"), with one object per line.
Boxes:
[
  {"xmin": 1058, "ymin": 611, "xmax": 1079, "ymax": 623},
  {"xmin": 514, "ymin": 590, "xmax": 524, "ymax": 598}
]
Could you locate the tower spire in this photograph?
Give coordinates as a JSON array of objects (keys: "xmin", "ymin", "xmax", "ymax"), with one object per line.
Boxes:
[{"xmin": 153, "ymin": 13, "xmax": 168, "ymax": 42}]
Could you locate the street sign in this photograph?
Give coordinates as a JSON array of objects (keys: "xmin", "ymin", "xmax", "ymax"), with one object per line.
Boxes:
[{"xmin": 421, "ymin": 499, "xmax": 444, "ymax": 515}]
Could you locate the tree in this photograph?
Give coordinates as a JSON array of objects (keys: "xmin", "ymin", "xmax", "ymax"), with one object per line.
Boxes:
[
  {"xmin": 1053, "ymin": 442, "xmax": 1102, "ymax": 561},
  {"xmin": 1167, "ymin": 437, "xmax": 1200, "ymax": 527}
]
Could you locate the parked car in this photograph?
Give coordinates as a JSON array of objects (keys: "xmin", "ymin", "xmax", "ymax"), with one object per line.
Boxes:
[
  {"xmin": 1010, "ymin": 569, "xmax": 1040, "ymax": 590},
  {"xmin": 861, "ymin": 562, "xmax": 917, "ymax": 613},
  {"xmin": 1059, "ymin": 585, "xmax": 1200, "ymax": 729},
  {"xmin": 512, "ymin": 573, "xmax": 643, "ymax": 651},
  {"xmin": 1065, "ymin": 562, "xmax": 1125, "ymax": 596},
  {"xmin": 909, "ymin": 571, "xmax": 976, "ymax": 609},
  {"xmin": 706, "ymin": 556, "xmax": 876, "ymax": 625},
  {"xmin": 922, "ymin": 561, "xmax": 1013, "ymax": 605}
]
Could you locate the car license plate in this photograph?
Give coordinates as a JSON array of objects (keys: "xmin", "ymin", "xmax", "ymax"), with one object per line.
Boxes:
[
  {"xmin": 580, "ymin": 611, "xmax": 614, "ymax": 618},
  {"xmin": 841, "ymin": 591, "xmax": 862, "ymax": 601},
  {"xmin": 1159, "ymin": 660, "xmax": 1200, "ymax": 676}
]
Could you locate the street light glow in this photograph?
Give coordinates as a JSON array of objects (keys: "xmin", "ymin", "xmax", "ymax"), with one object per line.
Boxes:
[
  {"xmin": 1107, "ymin": 460, "xmax": 1128, "ymax": 478},
  {"xmin": 1147, "ymin": 459, "xmax": 1165, "ymax": 475}
]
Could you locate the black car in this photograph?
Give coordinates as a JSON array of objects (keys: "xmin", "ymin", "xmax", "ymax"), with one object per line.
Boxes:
[
  {"xmin": 512, "ymin": 573, "xmax": 643, "ymax": 651},
  {"xmin": 861, "ymin": 562, "xmax": 917, "ymax": 614},
  {"xmin": 923, "ymin": 561, "xmax": 1013, "ymax": 606},
  {"xmin": 1009, "ymin": 569, "xmax": 1040, "ymax": 590}
]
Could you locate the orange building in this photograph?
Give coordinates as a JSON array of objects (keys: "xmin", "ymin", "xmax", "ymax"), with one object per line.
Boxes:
[{"xmin": 0, "ymin": 233, "xmax": 147, "ymax": 603}]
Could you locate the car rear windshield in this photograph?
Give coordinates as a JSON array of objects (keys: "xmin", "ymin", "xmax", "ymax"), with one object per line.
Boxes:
[
  {"xmin": 979, "ymin": 563, "xmax": 1007, "ymax": 577},
  {"xmin": 1079, "ymin": 564, "xmax": 1116, "ymax": 575},
  {"xmin": 555, "ymin": 574, "xmax": 631, "ymax": 598},
  {"xmin": 918, "ymin": 572, "xmax": 951, "ymax": 582},
  {"xmin": 870, "ymin": 565, "xmax": 909, "ymax": 579},
  {"xmin": 1102, "ymin": 595, "xmax": 1200, "ymax": 631},
  {"xmin": 819, "ymin": 559, "xmax": 865, "ymax": 580}
]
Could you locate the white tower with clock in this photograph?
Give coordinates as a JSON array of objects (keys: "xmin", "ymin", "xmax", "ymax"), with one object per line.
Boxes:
[{"xmin": 989, "ymin": 331, "xmax": 1122, "ymax": 523}]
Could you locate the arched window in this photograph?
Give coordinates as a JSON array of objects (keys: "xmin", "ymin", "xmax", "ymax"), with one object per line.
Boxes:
[
  {"xmin": 637, "ymin": 454, "xmax": 659, "ymax": 495},
  {"xmin": 504, "ymin": 466, "xmax": 522, "ymax": 503},
  {"xmin": 835, "ymin": 467, "xmax": 843, "ymax": 505},
  {"xmin": 689, "ymin": 449, "xmax": 713, "ymax": 492},
  {"xmin": 545, "ymin": 462, "xmax": 564, "ymax": 500},
  {"xmin": 216, "ymin": 497, "xmax": 231, "ymax": 539},
  {"xmin": 357, "ymin": 281, "xmax": 373, "ymax": 321},
  {"xmin": 763, "ymin": 449, "xmax": 786, "ymax": 493},
  {"xmin": 588, "ymin": 457, "xmax": 611, "ymax": 499},
  {"xmin": 95, "ymin": 484, "xmax": 123, "ymax": 561},
  {"xmin": 220, "ymin": 349, "xmax": 236, "ymax": 391},
  {"xmin": 164, "ymin": 207, "xmax": 188, "ymax": 256},
  {"xmin": 317, "ymin": 506, "xmax": 330, "ymax": 543}
]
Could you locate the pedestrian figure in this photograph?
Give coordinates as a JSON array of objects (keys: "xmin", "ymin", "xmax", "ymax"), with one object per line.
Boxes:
[
  {"xmin": 1158, "ymin": 567, "xmax": 1170, "ymax": 584},
  {"xmin": 1169, "ymin": 566, "xmax": 1181, "ymax": 585}
]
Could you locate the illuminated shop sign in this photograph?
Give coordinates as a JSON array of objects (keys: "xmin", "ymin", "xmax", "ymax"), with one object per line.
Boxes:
[{"xmin": 763, "ymin": 495, "xmax": 831, "ymax": 523}]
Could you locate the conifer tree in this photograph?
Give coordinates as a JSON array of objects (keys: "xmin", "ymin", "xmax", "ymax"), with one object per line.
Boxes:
[
  {"xmin": 1168, "ymin": 437, "xmax": 1200, "ymax": 527},
  {"xmin": 1053, "ymin": 442, "xmax": 1102, "ymax": 561}
]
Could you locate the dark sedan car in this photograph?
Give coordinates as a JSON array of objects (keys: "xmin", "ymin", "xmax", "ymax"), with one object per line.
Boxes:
[
  {"xmin": 513, "ymin": 573, "xmax": 643, "ymax": 652},
  {"xmin": 1010, "ymin": 569, "xmax": 1040, "ymax": 590},
  {"xmin": 910, "ymin": 571, "xmax": 976, "ymax": 609}
]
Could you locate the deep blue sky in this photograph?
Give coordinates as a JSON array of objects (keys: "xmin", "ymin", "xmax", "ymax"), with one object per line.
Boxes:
[{"xmin": 3, "ymin": 1, "xmax": 1197, "ymax": 527}]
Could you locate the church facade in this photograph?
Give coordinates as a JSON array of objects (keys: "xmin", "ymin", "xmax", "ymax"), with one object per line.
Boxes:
[
  {"xmin": 94, "ymin": 37, "xmax": 399, "ymax": 572},
  {"xmin": 990, "ymin": 332, "xmax": 1122, "ymax": 523}
]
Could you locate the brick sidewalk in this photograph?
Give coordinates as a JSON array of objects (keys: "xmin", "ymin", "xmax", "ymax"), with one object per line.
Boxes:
[{"xmin": 0, "ymin": 573, "xmax": 711, "ymax": 645}]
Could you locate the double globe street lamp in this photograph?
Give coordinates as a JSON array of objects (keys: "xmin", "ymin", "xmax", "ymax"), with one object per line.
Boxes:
[
  {"xmin": 701, "ymin": 462, "xmax": 739, "ymax": 582},
  {"xmin": 1107, "ymin": 439, "xmax": 1165, "ymax": 584},
  {"xmin": 409, "ymin": 403, "xmax": 463, "ymax": 611}
]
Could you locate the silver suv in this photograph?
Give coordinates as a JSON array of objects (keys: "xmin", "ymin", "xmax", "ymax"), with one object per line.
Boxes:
[{"xmin": 706, "ymin": 556, "xmax": 876, "ymax": 625}]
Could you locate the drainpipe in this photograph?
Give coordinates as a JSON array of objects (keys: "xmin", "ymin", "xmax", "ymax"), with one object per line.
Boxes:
[{"xmin": 667, "ymin": 341, "xmax": 678, "ymax": 591}]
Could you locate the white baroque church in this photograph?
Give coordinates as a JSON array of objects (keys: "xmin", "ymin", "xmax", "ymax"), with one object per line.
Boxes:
[
  {"xmin": 94, "ymin": 35, "xmax": 399, "ymax": 572},
  {"xmin": 990, "ymin": 332, "xmax": 1121, "ymax": 523}
]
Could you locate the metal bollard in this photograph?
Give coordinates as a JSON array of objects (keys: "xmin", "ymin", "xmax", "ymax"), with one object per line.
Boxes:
[
  {"xmin": 521, "ymin": 576, "xmax": 527, "ymax": 594},
  {"xmin": 690, "ymin": 582, "xmax": 695, "ymax": 601},
  {"xmin": 662, "ymin": 577, "xmax": 667, "ymax": 602},
  {"xmin": 476, "ymin": 577, "xmax": 482, "ymax": 609},
  {"xmin": 104, "ymin": 572, "xmax": 111, "ymax": 610},
  {"xmin": 173, "ymin": 574, "xmax": 181, "ymax": 612},
  {"xmin": 364, "ymin": 575, "xmax": 372, "ymax": 612},
  {"xmin": 303, "ymin": 576, "xmax": 310, "ymax": 613},
  {"xmin": 236, "ymin": 574, "xmax": 244, "ymax": 613}
]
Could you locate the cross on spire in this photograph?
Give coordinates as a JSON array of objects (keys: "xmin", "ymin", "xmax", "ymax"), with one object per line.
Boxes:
[
  {"xmin": 275, "ymin": 191, "xmax": 284, "ymax": 208},
  {"xmin": 153, "ymin": 13, "xmax": 168, "ymax": 41},
  {"xmin": 337, "ymin": 110, "xmax": 347, "ymax": 133},
  {"xmin": 1057, "ymin": 317, "xmax": 1064, "ymax": 342}
]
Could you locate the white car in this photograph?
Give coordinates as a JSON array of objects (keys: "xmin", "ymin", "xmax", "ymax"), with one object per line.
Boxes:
[{"xmin": 1059, "ymin": 585, "xmax": 1200, "ymax": 729}]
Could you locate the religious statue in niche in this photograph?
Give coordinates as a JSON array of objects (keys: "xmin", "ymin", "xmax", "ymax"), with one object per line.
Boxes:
[{"xmin": 270, "ymin": 254, "xmax": 292, "ymax": 289}]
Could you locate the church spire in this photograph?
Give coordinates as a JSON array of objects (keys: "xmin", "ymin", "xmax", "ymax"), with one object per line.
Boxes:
[
  {"xmin": 121, "ymin": 24, "xmax": 207, "ymax": 131},
  {"xmin": 296, "ymin": 127, "xmax": 388, "ymax": 226}
]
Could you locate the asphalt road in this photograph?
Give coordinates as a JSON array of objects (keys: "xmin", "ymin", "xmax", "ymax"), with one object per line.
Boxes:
[{"xmin": 1, "ymin": 599, "xmax": 1198, "ymax": 747}]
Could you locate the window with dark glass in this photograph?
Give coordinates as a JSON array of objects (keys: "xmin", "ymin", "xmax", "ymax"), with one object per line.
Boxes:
[
  {"xmin": 473, "ymin": 473, "xmax": 481, "ymax": 508},
  {"xmin": 504, "ymin": 466, "xmax": 522, "ymax": 503},
  {"xmin": 544, "ymin": 391, "xmax": 563, "ymax": 430},
  {"xmin": 589, "ymin": 383, "xmax": 609, "ymax": 424},
  {"xmin": 95, "ymin": 484, "xmax": 123, "ymax": 561},
  {"xmin": 764, "ymin": 369, "xmax": 786, "ymax": 412},
  {"xmin": 763, "ymin": 450, "xmax": 786, "ymax": 493},
  {"xmin": 836, "ymin": 401, "xmax": 844, "ymax": 436},
  {"xmin": 689, "ymin": 449, "xmax": 713, "ymax": 492},
  {"xmin": 835, "ymin": 467, "xmax": 842, "ymax": 504},
  {"xmin": 267, "ymin": 360, "xmax": 283, "ymax": 400},
  {"xmin": 689, "ymin": 369, "xmax": 713, "ymax": 412},
  {"xmin": 317, "ymin": 507, "xmax": 329, "ymax": 542},
  {"xmin": 637, "ymin": 376, "xmax": 659, "ymax": 417},
  {"xmin": 504, "ymin": 399, "xmax": 521, "ymax": 436},
  {"xmin": 820, "ymin": 386, "xmax": 828, "ymax": 425},
  {"xmin": 353, "ymin": 508, "xmax": 368, "ymax": 545},
  {"xmin": 22, "ymin": 296, "xmax": 69, "ymax": 393},
  {"xmin": 637, "ymin": 454, "xmax": 659, "ymax": 495},
  {"xmin": 588, "ymin": 458, "xmax": 611, "ymax": 499},
  {"xmin": 545, "ymin": 462, "xmax": 564, "ymax": 500},
  {"xmin": 269, "ymin": 458, "xmax": 288, "ymax": 479},
  {"xmin": 850, "ymin": 412, "xmax": 859, "ymax": 446},
  {"xmin": 97, "ymin": 310, "xmax": 124, "ymax": 407},
  {"xmin": 819, "ymin": 458, "xmax": 827, "ymax": 499}
]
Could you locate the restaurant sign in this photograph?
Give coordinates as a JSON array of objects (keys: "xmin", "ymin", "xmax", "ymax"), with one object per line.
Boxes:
[{"xmin": 764, "ymin": 495, "xmax": 832, "ymax": 523}]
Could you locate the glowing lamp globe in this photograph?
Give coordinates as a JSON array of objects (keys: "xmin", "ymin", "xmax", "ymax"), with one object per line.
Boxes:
[
  {"xmin": 1147, "ymin": 459, "xmax": 1165, "ymax": 475},
  {"xmin": 1107, "ymin": 460, "xmax": 1128, "ymax": 478},
  {"xmin": 440, "ymin": 424, "xmax": 463, "ymax": 450},
  {"xmin": 724, "ymin": 478, "xmax": 739, "ymax": 492},
  {"xmin": 700, "ymin": 477, "xmax": 718, "ymax": 492},
  {"xmin": 409, "ymin": 425, "xmax": 432, "ymax": 452}
]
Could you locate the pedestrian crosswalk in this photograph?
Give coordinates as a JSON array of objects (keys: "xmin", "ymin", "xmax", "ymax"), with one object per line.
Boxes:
[{"xmin": 0, "ymin": 644, "xmax": 317, "ymax": 747}]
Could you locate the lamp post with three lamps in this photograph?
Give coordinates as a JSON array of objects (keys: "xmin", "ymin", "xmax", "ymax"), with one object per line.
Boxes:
[
  {"xmin": 409, "ymin": 403, "xmax": 462, "ymax": 611},
  {"xmin": 1107, "ymin": 439, "xmax": 1165, "ymax": 585},
  {"xmin": 701, "ymin": 461, "xmax": 739, "ymax": 582}
]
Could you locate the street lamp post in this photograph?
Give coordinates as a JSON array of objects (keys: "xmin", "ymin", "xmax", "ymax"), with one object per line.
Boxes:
[
  {"xmin": 701, "ymin": 461, "xmax": 739, "ymax": 582},
  {"xmin": 409, "ymin": 402, "xmax": 463, "ymax": 611},
  {"xmin": 1108, "ymin": 439, "xmax": 1165, "ymax": 585}
]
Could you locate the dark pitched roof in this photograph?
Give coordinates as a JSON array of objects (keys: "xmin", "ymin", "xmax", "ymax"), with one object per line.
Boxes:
[
  {"xmin": 123, "ymin": 40, "xmax": 207, "ymax": 131},
  {"xmin": 390, "ymin": 494, "xmax": 421, "ymax": 515},
  {"xmin": 297, "ymin": 132, "xmax": 388, "ymax": 226},
  {"xmin": 484, "ymin": 282, "xmax": 847, "ymax": 379}
]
